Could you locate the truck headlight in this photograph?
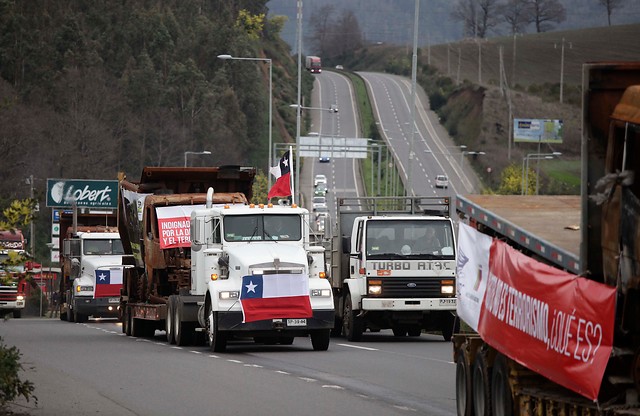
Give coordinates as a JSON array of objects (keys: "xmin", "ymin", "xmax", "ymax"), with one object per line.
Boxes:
[
  {"xmin": 219, "ymin": 291, "xmax": 239, "ymax": 300},
  {"xmin": 310, "ymin": 289, "xmax": 331, "ymax": 297},
  {"xmin": 368, "ymin": 279, "xmax": 382, "ymax": 295},
  {"xmin": 441, "ymin": 280, "xmax": 454, "ymax": 295},
  {"xmin": 77, "ymin": 285, "xmax": 94, "ymax": 292},
  {"xmin": 16, "ymin": 295, "xmax": 24, "ymax": 301}
]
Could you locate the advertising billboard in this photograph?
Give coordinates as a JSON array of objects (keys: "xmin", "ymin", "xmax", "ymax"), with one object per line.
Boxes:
[{"xmin": 514, "ymin": 119, "xmax": 563, "ymax": 143}]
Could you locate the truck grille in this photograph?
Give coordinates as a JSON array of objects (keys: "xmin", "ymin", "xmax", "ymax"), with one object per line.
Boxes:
[
  {"xmin": 0, "ymin": 288, "xmax": 18, "ymax": 301},
  {"xmin": 376, "ymin": 278, "xmax": 448, "ymax": 298}
]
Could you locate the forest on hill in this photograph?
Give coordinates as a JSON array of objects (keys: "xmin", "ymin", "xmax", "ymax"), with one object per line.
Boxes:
[{"xmin": 0, "ymin": 0, "xmax": 311, "ymax": 205}]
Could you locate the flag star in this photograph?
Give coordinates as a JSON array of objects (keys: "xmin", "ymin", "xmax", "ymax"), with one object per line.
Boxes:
[
  {"xmin": 245, "ymin": 280, "xmax": 258, "ymax": 293},
  {"xmin": 282, "ymin": 156, "xmax": 289, "ymax": 168},
  {"xmin": 98, "ymin": 273, "xmax": 107, "ymax": 281}
]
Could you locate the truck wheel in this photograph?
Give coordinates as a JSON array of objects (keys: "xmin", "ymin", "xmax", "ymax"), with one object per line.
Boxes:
[
  {"xmin": 407, "ymin": 328, "xmax": 422, "ymax": 337},
  {"xmin": 343, "ymin": 293, "xmax": 363, "ymax": 342},
  {"xmin": 174, "ymin": 299, "xmax": 193, "ymax": 346},
  {"xmin": 60, "ymin": 304, "xmax": 67, "ymax": 321},
  {"xmin": 75, "ymin": 313, "xmax": 88, "ymax": 323},
  {"xmin": 310, "ymin": 329, "xmax": 331, "ymax": 351},
  {"xmin": 207, "ymin": 309, "xmax": 227, "ymax": 353},
  {"xmin": 166, "ymin": 296, "xmax": 176, "ymax": 344},
  {"xmin": 67, "ymin": 305, "xmax": 75, "ymax": 323},
  {"xmin": 123, "ymin": 306, "xmax": 131, "ymax": 335},
  {"xmin": 12, "ymin": 310, "xmax": 21, "ymax": 318},
  {"xmin": 491, "ymin": 354, "xmax": 513, "ymax": 416},
  {"xmin": 472, "ymin": 350, "xmax": 492, "ymax": 416},
  {"xmin": 392, "ymin": 327, "xmax": 407, "ymax": 337},
  {"xmin": 456, "ymin": 348, "xmax": 473, "ymax": 416}
]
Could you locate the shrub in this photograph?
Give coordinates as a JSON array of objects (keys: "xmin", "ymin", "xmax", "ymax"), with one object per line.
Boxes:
[{"xmin": 0, "ymin": 336, "xmax": 36, "ymax": 407}]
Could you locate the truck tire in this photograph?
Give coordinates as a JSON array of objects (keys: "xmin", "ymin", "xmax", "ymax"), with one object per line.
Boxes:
[
  {"xmin": 12, "ymin": 310, "xmax": 21, "ymax": 318},
  {"xmin": 67, "ymin": 304, "xmax": 75, "ymax": 323},
  {"xmin": 491, "ymin": 354, "xmax": 513, "ymax": 416},
  {"xmin": 472, "ymin": 350, "xmax": 492, "ymax": 416},
  {"xmin": 441, "ymin": 312, "xmax": 458, "ymax": 341},
  {"xmin": 343, "ymin": 293, "xmax": 363, "ymax": 342},
  {"xmin": 166, "ymin": 295, "xmax": 176, "ymax": 344},
  {"xmin": 60, "ymin": 304, "xmax": 67, "ymax": 321},
  {"xmin": 310, "ymin": 329, "xmax": 331, "ymax": 351},
  {"xmin": 456, "ymin": 348, "xmax": 473, "ymax": 416},
  {"xmin": 407, "ymin": 328, "xmax": 422, "ymax": 337},
  {"xmin": 75, "ymin": 312, "xmax": 88, "ymax": 323},
  {"xmin": 123, "ymin": 306, "xmax": 131, "ymax": 335},
  {"xmin": 392, "ymin": 327, "xmax": 407, "ymax": 337},
  {"xmin": 207, "ymin": 309, "xmax": 227, "ymax": 353},
  {"xmin": 174, "ymin": 299, "xmax": 193, "ymax": 346}
]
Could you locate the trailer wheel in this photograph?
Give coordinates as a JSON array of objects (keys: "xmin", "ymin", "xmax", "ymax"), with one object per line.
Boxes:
[
  {"xmin": 472, "ymin": 350, "xmax": 492, "ymax": 416},
  {"xmin": 207, "ymin": 308, "xmax": 227, "ymax": 353},
  {"xmin": 166, "ymin": 295, "xmax": 176, "ymax": 344},
  {"xmin": 491, "ymin": 354, "xmax": 513, "ymax": 416},
  {"xmin": 174, "ymin": 299, "xmax": 193, "ymax": 346},
  {"xmin": 123, "ymin": 306, "xmax": 132, "ymax": 336},
  {"xmin": 456, "ymin": 348, "xmax": 473, "ymax": 416},
  {"xmin": 343, "ymin": 293, "xmax": 363, "ymax": 341},
  {"xmin": 310, "ymin": 329, "xmax": 331, "ymax": 351},
  {"xmin": 392, "ymin": 327, "xmax": 407, "ymax": 337}
]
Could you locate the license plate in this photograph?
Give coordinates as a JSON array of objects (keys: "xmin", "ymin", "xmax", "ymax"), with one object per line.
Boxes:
[
  {"xmin": 287, "ymin": 318, "xmax": 307, "ymax": 327},
  {"xmin": 439, "ymin": 298, "xmax": 456, "ymax": 306},
  {"xmin": 108, "ymin": 297, "xmax": 120, "ymax": 304}
]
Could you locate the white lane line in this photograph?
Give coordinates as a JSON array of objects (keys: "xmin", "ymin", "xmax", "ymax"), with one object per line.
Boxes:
[
  {"xmin": 299, "ymin": 377, "xmax": 316, "ymax": 383},
  {"xmin": 275, "ymin": 370, "xmax": 290, "ymax": 375},
  {"xmin": 337, "ymin": 343, "xmax": 378, "ymax": 351},
  {"xmin": 227, "ymin": 359, "xmax": 243, "ymax": 364},
  {"xmin": 190, "ymin": 350, "xmax": 202, "ymax": 355},
  {"xmin": 322, "ymin": 385, "xmax": 345, "ymax": 390}
]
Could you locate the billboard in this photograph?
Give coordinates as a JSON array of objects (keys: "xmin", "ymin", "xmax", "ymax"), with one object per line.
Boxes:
[
  {"xmin": 514, "ymin": 119, "xmax": 563, "ymax": 143},
  {"xmin": 46, "ymin": 179, "xmax": 118, "ymax": 209}
]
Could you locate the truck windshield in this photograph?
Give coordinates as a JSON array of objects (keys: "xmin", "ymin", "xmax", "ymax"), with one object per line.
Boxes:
[
  {"xmin": 365, "ymin": 219, "xmax": 455, "ymax": 260},
  {"xmin": 83, "ymin": 239, "xmax": 125, "ymax": 255},
  {"xmin": 224, "ymin": 214, "xmax": 301, "ymax": 242}
]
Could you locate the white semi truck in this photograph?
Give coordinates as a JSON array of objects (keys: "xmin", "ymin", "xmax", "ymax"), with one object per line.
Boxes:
[
  {"xmin": 329, "ymin": 196, "xmax": 458, "ymax": 341},
  {"xmin": 118, "ymin": 167, "xmax": 334, "ymax": 352}
]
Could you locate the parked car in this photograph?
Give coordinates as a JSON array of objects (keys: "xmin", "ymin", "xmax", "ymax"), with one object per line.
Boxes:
[
  {"xmin": 435, "ymin": 174, "xmax": 449, "ymax": 189},
  {"xmin": 312, "ymin": 196, "xmax": 327, "ymax": 212},
  {"xmin": 314, "ymin": 183, "xmax": 328, "ymax": 196},
  {"xmin": 314, "ymin": 174, "xmax": 327, "ymax": 187}
]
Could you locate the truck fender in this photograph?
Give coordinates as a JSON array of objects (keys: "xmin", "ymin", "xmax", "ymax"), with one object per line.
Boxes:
[{"xmin": 344, "ymin": 279, "xmax": 363, "ymax": 310}]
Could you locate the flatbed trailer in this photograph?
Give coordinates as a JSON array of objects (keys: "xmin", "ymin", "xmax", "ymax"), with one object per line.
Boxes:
[{"xmin": 455, "ymin": 195, "xmax": 581, "ymax": 274}]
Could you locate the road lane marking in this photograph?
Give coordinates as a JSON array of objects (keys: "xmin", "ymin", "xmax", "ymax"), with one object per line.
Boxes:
[{"xmin": 337, "ymin": 343, "xmax": 378, "ymax": 351}]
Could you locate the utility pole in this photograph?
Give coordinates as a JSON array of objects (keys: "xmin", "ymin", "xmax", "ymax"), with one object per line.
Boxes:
[{"xmin": 407, "ymin": 0, "xmax": 419, "ymax": 196}]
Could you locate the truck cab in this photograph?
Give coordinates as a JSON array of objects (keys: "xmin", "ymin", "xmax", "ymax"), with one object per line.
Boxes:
[{"xmin": 191, "ymin": 199, "xmax": 334, "ymax": 352}]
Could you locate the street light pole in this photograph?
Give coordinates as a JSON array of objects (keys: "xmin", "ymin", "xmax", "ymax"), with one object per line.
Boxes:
[
  {"xmin": 184, "ymin": 150, "xmax": 211, "ymax": 167},
  {"xmin": 521, "ymin": 152, "xmax": 562, "ymax": 195},
  {"xmin": 217, "ymin": 54, "xmax": 273, "ymax": 189},
  {"xmin": 407, "ymin": 0, "xmax": 419, "ymax": 197}
]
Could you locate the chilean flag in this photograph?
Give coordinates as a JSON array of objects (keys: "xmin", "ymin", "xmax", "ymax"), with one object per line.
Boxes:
[
  {"xmin": 240, "ymin": 273, "xmax": 312, "ymax": 323},
  {"xmin": 95, "ymin": 269, "xmax": 123, "ymax": 297},
  {"xmin": 268, "ymin": 150, "xmax": 292, "ymax": 200}
]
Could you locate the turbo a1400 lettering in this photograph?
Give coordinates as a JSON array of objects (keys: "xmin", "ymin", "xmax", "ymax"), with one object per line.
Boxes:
[{"xmin": 369, "ymin": 261, "xmax": 452, "ymax": 270}]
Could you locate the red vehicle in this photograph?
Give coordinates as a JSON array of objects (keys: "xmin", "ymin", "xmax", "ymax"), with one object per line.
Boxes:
[
  {"xmin": 305, "ymin": 56, "xmax": 322, "ymax": 74},
  {"xmin": 0, "ymin": 229, "xmax": 27, "ymax": 318}
]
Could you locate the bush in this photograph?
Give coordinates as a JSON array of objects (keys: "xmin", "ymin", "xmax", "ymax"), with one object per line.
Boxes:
[{"xmin": 0, "ymin": 336, "xmax": 36, "ymax": 408}]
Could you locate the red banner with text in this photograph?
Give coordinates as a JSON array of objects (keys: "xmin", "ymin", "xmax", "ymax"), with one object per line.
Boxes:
[{"xmin": 478, "ymin": 239, "xmax": 616, "ymax": 401}]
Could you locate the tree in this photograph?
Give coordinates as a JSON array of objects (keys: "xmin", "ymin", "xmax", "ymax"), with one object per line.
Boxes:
[
  {"xmin": 307, "ymin": 4, "xmax": 336, "ymax": 58},
  {"xmin": 598, "ymin": 0, "xmax": 625, "ymax": 26},
  {"xmin": 500, "ymin": 0, "xmax": 534, "ymax": 34},
  {"xmin": 527, "ymin": 0, "xmax": 566, "ymax": 33},
  {"xmin": 452, "ymin": 0, "xmax": 502, "ymax": 39},
  {"xmin": 328, "ymin": 10, "xmax": 363, "ymax": 62}
]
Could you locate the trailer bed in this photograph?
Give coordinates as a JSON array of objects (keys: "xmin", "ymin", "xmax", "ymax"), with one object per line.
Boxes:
[{"xmin": 456, "ymin": 195, "xmax": 581, "ymax": 274}]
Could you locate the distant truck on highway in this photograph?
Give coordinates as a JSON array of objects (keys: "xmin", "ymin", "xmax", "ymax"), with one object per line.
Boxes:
[
  {"xmin": 453, "ymin": 62, "xmax": 640, "ymax": 415},
  {"xmin": 328, "ymin": 196, "xmax": 457, "ymax": 341},
  {"xmin": 58, "ymin": 211, "xmax": 125, "ymax": 322},
  {"xmin": 118, "ymin": 166, "xmax": 334, "ymax": 351},
  {"xmin": 305, "ymin": 55, "xmax": 322, "ymax": 74}
]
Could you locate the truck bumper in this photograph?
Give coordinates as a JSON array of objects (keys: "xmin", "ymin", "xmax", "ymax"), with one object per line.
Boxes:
[
  {"xmin": 218, "ymin": 309, "xmax": 334, "ymax": 336},
  {"xmin": 0, "ymin": 301, "xmax": 25, "ymax": 310},
  {"xmin": 362, "ymin": 297, "xmax": 456, "ymax": 311},
  {"xmin": 74, "ymin": 296, "xmax": 120, "ymax": 318}
]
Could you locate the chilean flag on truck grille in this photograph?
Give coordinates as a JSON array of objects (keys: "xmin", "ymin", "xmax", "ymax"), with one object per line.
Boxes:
[
  {"xmin": 95, "ymin": 269, "xmax": 123, "ymax": 297},
  {"xmin": 240, "ymin": 274, "xmax": 312, "ymax": 323}
]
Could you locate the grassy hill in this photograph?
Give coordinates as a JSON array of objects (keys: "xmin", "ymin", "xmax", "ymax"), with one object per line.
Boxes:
[{"xmin": 349, "ymin": 23, "xmax": 640, "ymax": 194}]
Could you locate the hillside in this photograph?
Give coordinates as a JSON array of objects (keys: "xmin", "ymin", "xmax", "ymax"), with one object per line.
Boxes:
[{"xmin": 348, "ymin": 24, "xmax": 640, "ymax": 194}]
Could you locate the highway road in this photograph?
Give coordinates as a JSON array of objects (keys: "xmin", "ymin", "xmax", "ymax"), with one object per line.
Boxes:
[
  {"xmin": 302, "ymin": 70, "xmax": 362, "ymax": 215},
  {"xmin": 3, "ymin": 318, "xmax": 457, "ymax": 416},
  {"xmin": 358, "ymin": 72, "xmax": 482, "ymax": 196}
]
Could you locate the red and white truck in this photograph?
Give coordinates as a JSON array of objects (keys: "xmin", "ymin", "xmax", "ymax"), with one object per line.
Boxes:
[
  {"xmin": 0, "ymin": 229, "xmax": 27, "ymax": 318},
  {"xmin": 453, "ymin": 62, "xmax": 640, "ymax": 415}
]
